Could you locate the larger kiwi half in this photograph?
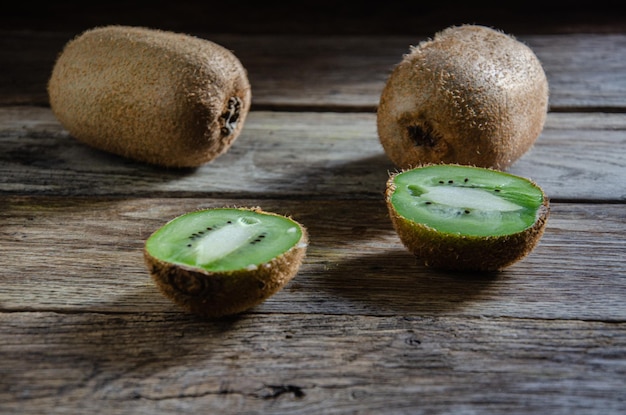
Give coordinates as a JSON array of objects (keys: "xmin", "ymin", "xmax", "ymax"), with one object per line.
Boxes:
[
  {"xmin": 386, "ymin": 164, "xmax": 549, "ymax": 271},
  {"xmin": 144, "ymin": 207, "xmax": 308, "ymax": 317}
]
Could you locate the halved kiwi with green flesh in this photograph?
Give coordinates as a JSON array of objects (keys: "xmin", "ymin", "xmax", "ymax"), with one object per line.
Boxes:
[
  {"xmin": 386, "ymin": 164, "xmax": 549, "ymax": 271},
  {"xmin": 144, "ymin": 207, "xmax": 308, "ymax": 317}
]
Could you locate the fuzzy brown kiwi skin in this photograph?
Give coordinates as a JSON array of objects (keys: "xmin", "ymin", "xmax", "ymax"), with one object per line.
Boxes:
[
  {"xmin": 377, "ymin": 24, "xmax": 549, "ymax": 170},
  {"xmin": 144, "ymin": 208, "xmax": 308, "ymax": 318},
  {"xmin": 385, "ymin": 169, "xmax": 550, "ymax": 272},
  {"xmin": 48, "ymin": 25, "xmax": 252, "ymax": 168}
]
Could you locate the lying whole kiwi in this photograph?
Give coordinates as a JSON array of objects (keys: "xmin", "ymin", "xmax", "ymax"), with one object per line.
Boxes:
[
  {"xmin": 48, "ymin": 25, "xmax": 251, "ymax": 168},
  {"xmin": 144, "ymin": 207, "xmax": 308, "ymax": 317},
  {"xmin": 377, "ymin": 24, "xmax": 549, "ymax": 170},
  {"xmin": 386, "ymin": 164, "xmax": 549, "ymax": 271}
]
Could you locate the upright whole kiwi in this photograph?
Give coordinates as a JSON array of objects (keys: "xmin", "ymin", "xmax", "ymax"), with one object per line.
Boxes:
[
  {"xmin": 48, "ymin": 25, "xmax": 252, "ymax": 168},
  {"xmin": 377, "ymin": 24, "xmax": 549, "ymax": 170}
]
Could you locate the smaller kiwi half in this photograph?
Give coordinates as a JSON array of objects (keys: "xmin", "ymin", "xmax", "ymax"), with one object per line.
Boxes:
[
  {"xmin": 144, "ymin": 207, "xmax": 308, "ymax": 317},
  {"xmin": 386, "ymin": 164, "xmax": 549, "ymax": 271}
]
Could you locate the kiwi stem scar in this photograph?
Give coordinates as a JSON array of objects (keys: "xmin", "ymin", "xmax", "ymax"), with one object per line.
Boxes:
[
  {"xmin": 407, "ymin": 124, "xmax": 437, "ymax": 147},
  {"xmin": 220, "ymin": 96, "xmax": 242, "ymax": 135}
]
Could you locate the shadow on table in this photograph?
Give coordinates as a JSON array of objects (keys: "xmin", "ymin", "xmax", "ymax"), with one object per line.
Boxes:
[{"xmin": 314, "ymin": 248, "xmax": 504, "ymax": 314}]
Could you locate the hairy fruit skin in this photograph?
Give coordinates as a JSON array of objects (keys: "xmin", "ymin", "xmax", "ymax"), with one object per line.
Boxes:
[
  {"xmin": 48, "ymin": 25, "xmax": 251, "ymax": 168},
  {"xmin": 377, "ymin": 24, "xmax": 549, "ymax": 170}
]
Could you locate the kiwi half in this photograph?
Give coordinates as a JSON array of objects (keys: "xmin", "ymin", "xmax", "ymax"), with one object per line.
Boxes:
[
  {"xmin": 144, "ymin": 207, "xmax": 308, "ymax": 317},
  {"xmin": 48, "ymin": 25, "xmax": 251, "ymax": 168},
  {"xmin": 377, "ymin": 24, "xmax": 549, "ymax": 170},
  {"xmin": 386, "ymin": 164, "xmax": 549, "ymax": 271}
]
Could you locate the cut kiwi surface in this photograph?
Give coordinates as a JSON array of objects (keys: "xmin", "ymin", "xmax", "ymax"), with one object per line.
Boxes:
[
  {"xmin": 386, "ymin": 164, "xmax": 549, "ymax": 271},
  {"xmin": 144, "ymin": 207, "xmax": 308, "ymax": 317}
]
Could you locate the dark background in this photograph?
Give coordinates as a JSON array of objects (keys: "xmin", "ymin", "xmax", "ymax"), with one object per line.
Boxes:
[{"xmin": 3, "ymin": 1, "xmax": 626, "ymax": 35}]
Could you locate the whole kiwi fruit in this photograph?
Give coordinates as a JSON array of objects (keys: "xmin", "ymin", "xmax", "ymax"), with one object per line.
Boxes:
[
  {"xmin": 144, "ymin": 207, "xmax": 308, "ymax": 318},
  {"xmin": 386, "ymin": 164, "xmax": 549, "ymax": 272},
  {"xmin": 377, "ymin": 24, "xmax": 549, "ymax": 170},
  {"xmin": 48, "ymin": 25, "xmax": 251, "ymax": 168}
]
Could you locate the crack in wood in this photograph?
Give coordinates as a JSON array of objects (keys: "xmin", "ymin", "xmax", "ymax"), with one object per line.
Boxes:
[{"xmin": 255, "ymin": 384, "xmax": 305, "ymax": 399}]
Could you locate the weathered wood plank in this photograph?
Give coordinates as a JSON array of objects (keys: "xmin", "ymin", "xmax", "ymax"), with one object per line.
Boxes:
[
  {"xmin": 1, "ymin": 107, "xmax": 624, "ymax": 201},
  {"xmin": 1, "ymin": 197, "xmax": 624, "ymax": 320},
  {"xmin": 2, "ymin": 9, "xmax": 625, "ymax": 415},
  {"xmin": 1, "ymin": 32, "xmax": 626, "ymax": 109},
  {"xmin": 1, "ymin": 311, "xmax": 624, "ymax": 414}
]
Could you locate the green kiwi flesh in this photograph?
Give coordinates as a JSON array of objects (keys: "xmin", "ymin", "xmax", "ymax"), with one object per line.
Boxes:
[
  {"xmin": 144, "ymin": 207, "xmax": 308, "ymax": 317},
  {"xmin": 386, "ymin": 164, "xmax": 549, "ymax": 271}
]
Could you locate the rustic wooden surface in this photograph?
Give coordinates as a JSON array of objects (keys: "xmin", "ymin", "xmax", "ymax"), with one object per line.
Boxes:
[{"xmin": 1, "ymin": 5, "xmax": 625, "ymax": 414}]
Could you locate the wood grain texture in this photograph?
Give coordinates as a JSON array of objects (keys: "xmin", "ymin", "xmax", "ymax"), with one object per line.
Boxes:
[
  {"xmin": 2, "ymin": 12, "xmax": 625, "ymax": 413},
  {"xmin": 1, "ymin": 197, "xmax": 624, "ymax": 320},
  {"xmin": 2, "ymin": 32, "xmax": 626, "ymax": 110},
  {"xmin": 1, "ymin": 107, "xmax": 624, "ymax": 201},
  {"xmin": 1, "ymin": 312, "xmax": 624, "ymax": 415}
]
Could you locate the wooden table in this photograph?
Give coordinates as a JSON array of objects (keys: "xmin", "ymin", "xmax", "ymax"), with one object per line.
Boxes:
[{"xmin": 1, "ymin": 4, "xmax": 625, "ymax": 414}]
